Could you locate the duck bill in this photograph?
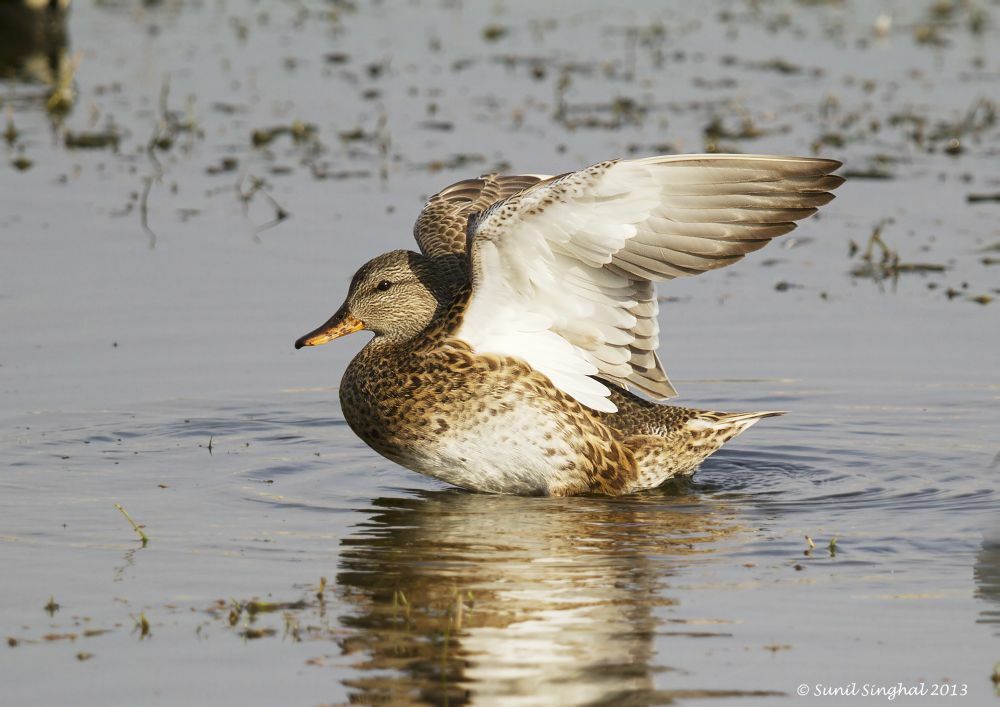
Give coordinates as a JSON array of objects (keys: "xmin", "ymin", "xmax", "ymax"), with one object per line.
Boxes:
[{"xmin": 294, "ymin": 307, "xmax": 365, "ymax": 349}]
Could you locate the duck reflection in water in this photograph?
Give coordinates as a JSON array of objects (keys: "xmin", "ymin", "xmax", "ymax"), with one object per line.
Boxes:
[
  {"xmin": 333, "ymin": 487, "xmax": 750, "ymax": 705},
  {"xmin": 975, "ymin": 530, "xmax": 1000, "ymax": 637}
]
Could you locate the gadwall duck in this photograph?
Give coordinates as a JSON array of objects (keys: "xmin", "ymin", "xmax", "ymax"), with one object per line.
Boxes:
[{"xmin": 296, "ymin": 154, "xmax": 842, "ymax": 496}]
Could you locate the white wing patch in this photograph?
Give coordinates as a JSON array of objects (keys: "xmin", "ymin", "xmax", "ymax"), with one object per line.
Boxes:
[{"xmin": 454, "ymin": 154, "xmax": 842, "ymax": 413}]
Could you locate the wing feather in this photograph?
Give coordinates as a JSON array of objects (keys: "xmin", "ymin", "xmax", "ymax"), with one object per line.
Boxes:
[
  {"xmin": 413, "ymin": 174, "xmax": 549, "ymax": 257},
  {"xmin": 454, "ymin": 154, "xmax": 842, "ymax": 412}
]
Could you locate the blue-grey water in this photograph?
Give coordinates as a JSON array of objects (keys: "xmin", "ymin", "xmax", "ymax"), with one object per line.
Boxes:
[{"xmin": 1, "ymin": 1, "xmax": 998, "ymax": 705}]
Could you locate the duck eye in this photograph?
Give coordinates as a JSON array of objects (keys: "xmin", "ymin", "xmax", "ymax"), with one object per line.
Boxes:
[{"xmin": 376, "ymin": 280, "xmax": 392, "ymax": 292}]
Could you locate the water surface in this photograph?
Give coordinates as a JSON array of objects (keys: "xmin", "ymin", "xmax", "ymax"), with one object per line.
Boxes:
[{"xmin": 1, "ymin": 1, "xmax": 998, "ymax": 704}]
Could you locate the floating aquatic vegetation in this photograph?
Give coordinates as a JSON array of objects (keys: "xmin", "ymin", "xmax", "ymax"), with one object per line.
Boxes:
[
  {"xmin": 556, "ymin": 96, "xmax": 649, "ymax": 130},
  {"xmin": 929, "ymin": 98, "xmax": 996, "ymax": 143},
  {"xmin": 850, "ymin": 221, "xmax": 947, "ymax": 288},
  {"xmin": 205, "ymin": 157, "xmax": 238, "ymax": 175},
  {"xmin": 235, "ymin": 173, "xmax": 290, "ymax": 235},
  {"xmin": 42, "ymin": 633, "xmax": 76, "ymax": 642},
  {"xmin": 481, "ymin": 25, "xmax": 508, "ymax": 42},
  {"xmin": 841, "ymin": 167, "xmax": 894, "ymax": 180},
  {"xmin": 704, "ymin": 115, "xmax": 759, "ymax": 141},
  {"xmin": 46, "ymin": 52, "xmax": 80, "ymax": 118},
  {"xmin": 721, "ymin": 54, "xmax": 823, "ymax": 77},
  {"xmin": 3, "ymin": 108, "xmax": 16, "ymax": 146},
  {"xmin": 114, "ymin": 503, "xmax": 149, "ymax": 546},
  {"xmin": 415, "ymin": 153, "xmax": 486, "ymax": 173},
  {"xmin": 64, "ymin": 130, "xmax": 120, "ymax": 150},
  {"xmin": 131, "ymin": 612, "xmax": 151, "ymax": 640},
  {"xmin": 914, "ymin": 0, "xmax": 993, "ymax": 46},
  {"xmin": 251, "ymin": 121, "xmax": 317, "ymax": 147},
  {"xmin": 774, "ymin": 281, "xmax": 803, "ymax": 292}
]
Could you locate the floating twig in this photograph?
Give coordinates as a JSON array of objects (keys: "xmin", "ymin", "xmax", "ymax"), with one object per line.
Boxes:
[
  {"xmin": 235, "ymin": 173, "xmax": 290, "ymax": 238},
  {"xmin": 115, "ymin": 504, "xmax": 149, "ymax": 547}
]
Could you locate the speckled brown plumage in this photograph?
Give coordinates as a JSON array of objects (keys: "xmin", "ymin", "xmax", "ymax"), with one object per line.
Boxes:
[
  {"xmin": 338, "ymin": 314, "xmax": 640, "ymax": 496},
  {"xmin": 413, "ymin": 174, "xmax": 545, "ymax": 258},
  {"xmin": 598, "ymin": 386, "xmax": 783, "ymax": 489},
  {"xmin": 328, "ymin": 278, "xmax": 778, "ymax": 496}
]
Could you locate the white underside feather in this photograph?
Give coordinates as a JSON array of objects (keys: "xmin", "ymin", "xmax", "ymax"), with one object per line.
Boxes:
[{"xmin": 454, "ymin": 154, "xmax": 842, "ymax": 412}]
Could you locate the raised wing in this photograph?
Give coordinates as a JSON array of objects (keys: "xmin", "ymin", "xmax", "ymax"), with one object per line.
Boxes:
[
  {"xmin": 413, "ymin": 173, "xmax": 547, "ymax": 258},
  {"xmin": 454, "ymin": 154, "xmax": 843, "ymax": 413}
]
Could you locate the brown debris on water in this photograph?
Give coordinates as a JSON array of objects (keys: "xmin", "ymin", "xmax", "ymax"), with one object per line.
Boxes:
[
  {"xmin": 481, "ymin": 25, "xmax": 508, "ymax": 42},
  {"xmin": 135, "ymin": 77, "xmax": 204, "ymax": 249},
  {"xmin": 3, "ymin": 108, "xmax": 17, "ymax": 146},
  {"xmin": 416, "ymin": 153, "xmax": 486, "ymax": 173},
  {"xmin": 774, "ymin": 281, "xmax": 803, "ymax": 292},
  {"xmin": 840, "ymin": 155, "xmax": 898, "ymax": 181},
  {"xmin": 841, "ymin": 168, "xmax": 894, "ymax": 180},
  {"xmin": 556, "ymin": 96, "xmax": 648, "ymax": 131},
  {"xmin": 235, "ymin": 174, "xmax": 290, "ymax": 235},
  {"xmin": 764, "ymin": 644, "xmax": 791, "ymax": 653},
  {"xmin": 251, "ymin": 121, "xmax": 317, "ymax": 148},
  {"xmin": 244, "ymin": 599, "xmax": 308, "ymax": 616},
  {"xmin": 64, "ymin": 130, "xmax": 119, "ymax": 150},
  {"xmin": 205, "ymin": 157, "xmax": 238, "ymax": 175},
  {"xmin": 850, "ymin": 220, "xmax": 947, "ymax": 287},
  {"xmin": 722, "ymin": 54, "xmax": 822, "ymax": 77},
  {"xmin": 42, "ymin": 633, "xmax": 76, "ymax": 642},
  {"xmin": 928, "ymin": 98, "xmax": 996, "ymax": 145},
  {"xmin": 207, "ymin": 592, "xmax": 341, "ymax": 644},
  {"xmin": 703, "ymin": 113, "xmax": 787, "ymax": 143},
  {"xmin": 131, "ymin": 612, "xmax": 151, "ymax": 640},
  {"xmin": 45, "ymin": 51, "xmax": 79, "ymax": 118}
]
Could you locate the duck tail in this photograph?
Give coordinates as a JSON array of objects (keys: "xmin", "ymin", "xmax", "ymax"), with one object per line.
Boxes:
[
  {"xmin": 686, "ymin": 410, "xmax": 785, "ymax": 435},
  {"xmin": 620, "ymin": 405, "xmax": 786, "ymax": 492}
]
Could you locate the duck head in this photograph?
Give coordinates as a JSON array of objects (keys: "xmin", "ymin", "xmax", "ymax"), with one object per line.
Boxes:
[{"xmin": 295, "ymin": 250, "xmax": 443, "ymax": 349}]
